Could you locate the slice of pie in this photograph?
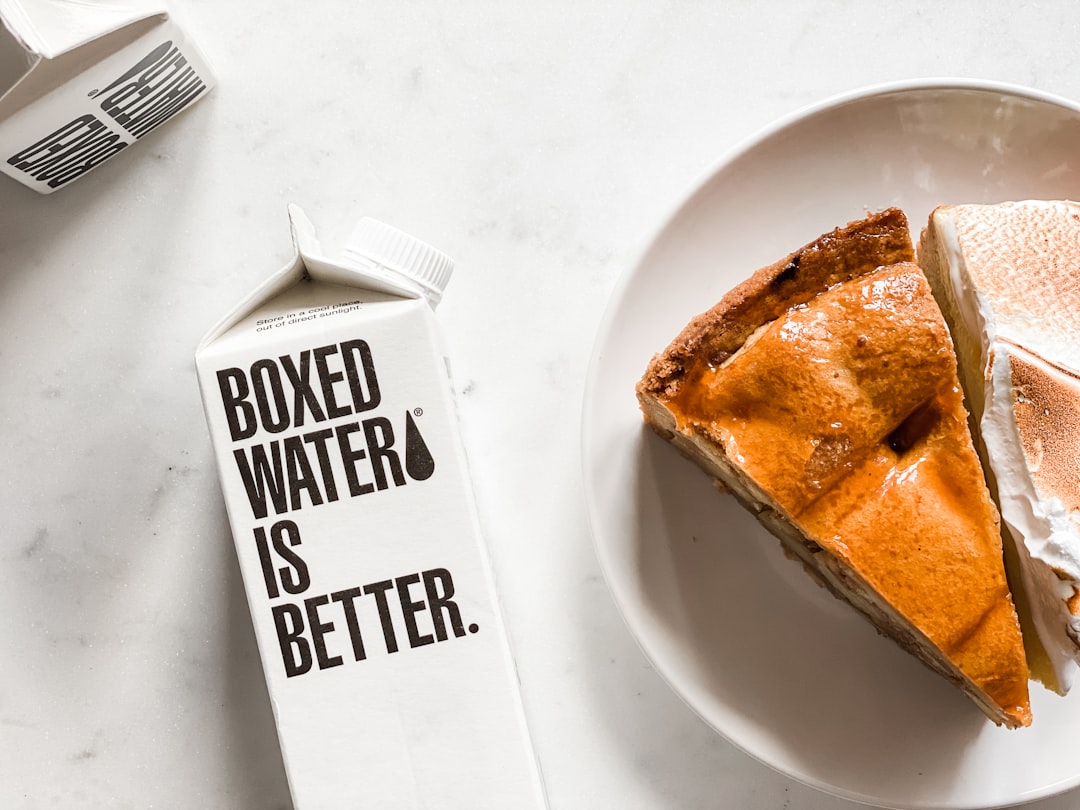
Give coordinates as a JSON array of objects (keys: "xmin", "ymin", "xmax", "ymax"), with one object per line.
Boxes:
[
  {"xmin": 637, "ymin": 209, "xmax": 1032, "ymax": 728},
  {"xmin": 919, "ymin": 200, "xmax": 1080, "ymax": 695}
]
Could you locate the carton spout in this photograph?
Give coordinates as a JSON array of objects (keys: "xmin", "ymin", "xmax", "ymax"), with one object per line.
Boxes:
[{"xmin": 342, "ymin": 217, "xmax": 455, "ymax": 308}]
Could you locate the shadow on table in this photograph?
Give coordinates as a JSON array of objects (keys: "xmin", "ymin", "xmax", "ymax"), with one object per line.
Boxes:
[{"xmin": 217, "ymin": 499, "xmax": 295, "ymax": 810}]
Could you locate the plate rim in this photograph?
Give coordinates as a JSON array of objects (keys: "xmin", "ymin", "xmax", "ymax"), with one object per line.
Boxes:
[{"xmin": 580, "ymin": 77, "xmax": 1080, "ymax": 810}]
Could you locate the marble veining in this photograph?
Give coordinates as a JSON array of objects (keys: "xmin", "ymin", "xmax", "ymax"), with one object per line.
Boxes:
[{"xmin": 3, "ymin": 1, "xmax": 1080, "ymax": 808}]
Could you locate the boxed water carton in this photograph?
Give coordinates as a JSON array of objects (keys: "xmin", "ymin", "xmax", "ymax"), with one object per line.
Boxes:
[
  {"xmin": 0, "ymin": 0, "xmax": 214, "ymax": 192},
  {"xmin": 195, "ymin": 206, "xmax": 547, "ymax": 809}
]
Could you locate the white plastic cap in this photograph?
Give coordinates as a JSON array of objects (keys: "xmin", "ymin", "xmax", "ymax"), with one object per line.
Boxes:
[{"xmin": 343, "ymin": 217, "xmax": 455, "ymax": 307}]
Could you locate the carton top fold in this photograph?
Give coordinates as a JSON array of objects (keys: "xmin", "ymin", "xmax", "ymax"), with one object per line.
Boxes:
[
  {"xmin": 197, "ymin": 206, "xmax": 427, "ymax": 351},
  {"xmin": 0, "ymin": 0, "xmax": 166, "ymax": 58}
]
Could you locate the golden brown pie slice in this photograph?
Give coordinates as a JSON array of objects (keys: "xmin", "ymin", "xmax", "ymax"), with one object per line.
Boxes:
[{"xmin": 637, "ymin": 209, "xmax": 1032, "ymax": 728}]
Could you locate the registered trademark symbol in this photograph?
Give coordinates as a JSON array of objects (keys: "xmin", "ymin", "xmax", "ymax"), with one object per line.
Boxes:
[{"xmin": 413, "ymin": 407, "xmax": 423, "ymax": 417}]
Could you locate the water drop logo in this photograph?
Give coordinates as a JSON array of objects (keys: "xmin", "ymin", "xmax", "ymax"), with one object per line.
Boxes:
[{"xmin": 405, "ymin": 410, "xmax": 435, "ymax": 481}]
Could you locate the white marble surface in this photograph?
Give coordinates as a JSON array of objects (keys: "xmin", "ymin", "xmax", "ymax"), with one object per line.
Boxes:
[{"xmin": 4, "ymin": 2, "xmax": 1080, "ymax": 808}]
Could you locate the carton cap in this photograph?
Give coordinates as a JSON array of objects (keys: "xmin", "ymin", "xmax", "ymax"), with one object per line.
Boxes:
[{"xmin": 343, "ymin": 217, "xmax": 454, "ymax": 307}]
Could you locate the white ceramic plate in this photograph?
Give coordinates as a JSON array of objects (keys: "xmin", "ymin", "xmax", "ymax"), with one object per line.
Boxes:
[{"xmin": 582, "ymin": 79, "xmax": 1080, "ymax": 810}]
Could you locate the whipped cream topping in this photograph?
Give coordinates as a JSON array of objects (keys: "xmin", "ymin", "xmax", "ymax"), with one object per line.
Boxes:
[{"xmin": 938, "ymin": 204, "xmax": 1080, "ymax": 691}]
